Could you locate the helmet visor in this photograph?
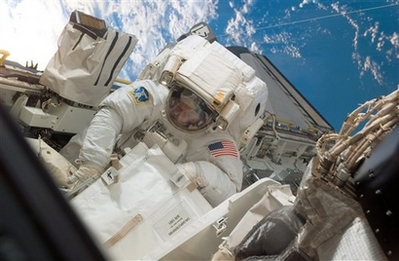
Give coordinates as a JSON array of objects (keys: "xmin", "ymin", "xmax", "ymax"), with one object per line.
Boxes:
[{"xmin": 166, "ymin": 84, "xmax": 215, "ymax": 132}]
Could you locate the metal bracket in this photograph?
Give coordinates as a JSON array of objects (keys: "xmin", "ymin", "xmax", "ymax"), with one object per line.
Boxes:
[
  {"xmin": 101, "ymin": 167, "xmax": 119, "ymax": 186},
  {"xmin": 213, "ymin": 216, "xmax": 228, "ymax": 237}
]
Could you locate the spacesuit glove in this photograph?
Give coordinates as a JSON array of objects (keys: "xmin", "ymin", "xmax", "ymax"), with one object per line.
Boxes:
[
  {"xmin": 176, "ymin": 162, "xmax": 204, "ymax": 187},
  {"xmin": 67, "ymin": 166, "xmax": 101, "ymax": 185}
]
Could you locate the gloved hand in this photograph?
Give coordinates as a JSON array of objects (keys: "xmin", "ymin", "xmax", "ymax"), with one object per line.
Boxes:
[
  {"xmin": 176, "ymin": 162, "xmax": 204, "ymax": 187},
  {"xmin": 67, "ymin": 166, "xmax": 102, "ymax": 185}
]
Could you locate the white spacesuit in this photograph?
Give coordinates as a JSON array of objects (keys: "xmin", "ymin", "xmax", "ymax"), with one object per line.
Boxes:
[{"xmin": 63, "ymin": 34, "xmax": 268, "ymax": 207}]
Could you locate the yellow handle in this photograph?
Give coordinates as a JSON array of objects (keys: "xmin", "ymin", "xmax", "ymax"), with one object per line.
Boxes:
[
  {"xmin": 0, "ymin": 50, "xmax": 10, "ymax": 66},
  {"xmin": 114, "ymin": 78, "xmax": 132, "ymax": 85}
]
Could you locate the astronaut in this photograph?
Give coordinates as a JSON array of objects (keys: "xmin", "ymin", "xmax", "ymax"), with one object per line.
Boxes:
[{"xmin": 63, "ymin": 34, "xmax": 268, "ymax": 207}]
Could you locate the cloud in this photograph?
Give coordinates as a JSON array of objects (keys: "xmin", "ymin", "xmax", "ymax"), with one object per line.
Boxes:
[
  {"xmin": 330, "ymin": 2, "xmax": 397, "ymax": 86},
  {"xmin": 263, "ymin": 33, "xmax": 302, "ymax": 58},
  {"xmin": 299, "ymin": 0, "xmax": 319, "ymax": 8},
  {"xmin": 225, "ymin": 0, "xmax": 257, "ymax": 50},
  {"xmin": 0, "ymin": 0, "xmax": 68, "ymax": 70},
  {"xmin": 364, "ymin": 23, "xmax": 399, "ymax": 63},
  {"xmin": 361, "ymin": 56, "xmax": 383, "ymax": 85},
  {"xmin": 364, "ymin": 22, "xmax": 380, "ymax": 44},
  {"xmin": 390, "ymin": 32, "xmax": 399, "ymax": 47}
]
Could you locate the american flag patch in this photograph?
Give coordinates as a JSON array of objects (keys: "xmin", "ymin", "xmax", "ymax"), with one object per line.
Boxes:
[{"xmin": 208, "ymin": 140, "xmax": 238, "ymax": 158}]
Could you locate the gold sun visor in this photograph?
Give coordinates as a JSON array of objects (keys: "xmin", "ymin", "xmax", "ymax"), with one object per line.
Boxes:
[{"xmin": 166, "ymin": 83, "xmax": 216, "ymax": 132}]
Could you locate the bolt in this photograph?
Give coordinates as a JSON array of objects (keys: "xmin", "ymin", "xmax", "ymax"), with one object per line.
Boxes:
[
  {"xmin": 386, "ymin": 210, "xmax": 393, "ymax": 216},
  {"xmin": 375, "ymin": 189, "xmax": 382, "ymax": 195},
  {"xmin": 375, "ymin": 229, "xmax": 380, "ymax": 233}
]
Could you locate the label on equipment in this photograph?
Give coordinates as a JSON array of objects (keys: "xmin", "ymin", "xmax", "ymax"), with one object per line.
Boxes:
[{"xmin": 154, "ymin": 202, "xmax": 194, "ymax": 240}]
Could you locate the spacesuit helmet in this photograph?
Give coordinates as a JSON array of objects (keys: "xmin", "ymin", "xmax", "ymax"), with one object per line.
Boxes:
[{"xmin": 166, "ymin": 83, "xmax": 216, "ymax": 132}]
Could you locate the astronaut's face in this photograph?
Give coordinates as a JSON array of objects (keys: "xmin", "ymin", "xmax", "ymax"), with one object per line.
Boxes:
[
  {"xmin": 170, "ymin": 100, "xmax": 201, "ymax": 127},
  {"xmin": 166, "ymin": 84, "xmax": 216, "ymax": 132}
]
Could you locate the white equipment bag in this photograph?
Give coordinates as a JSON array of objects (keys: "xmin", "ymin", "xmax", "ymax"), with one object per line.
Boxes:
[
  {"xmin": 40, "ymin": 11, "xmax": 137, "ymax": 107},
  {"xmin": 70, "ymin": 142, "xmax": 213, "ymax": 260}
]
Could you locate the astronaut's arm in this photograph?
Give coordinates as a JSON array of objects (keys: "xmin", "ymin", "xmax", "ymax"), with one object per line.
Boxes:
[
  {"xmin": 79, "ymin": 107, "xmax": 123, "ymax": 171},
  {"xmin": 78, "ymin": 81, "xmax": 163, "ymax": 173},
  {"xmin": 177, "ymin": 156, "xmax": 243, "ymax": 207}
]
